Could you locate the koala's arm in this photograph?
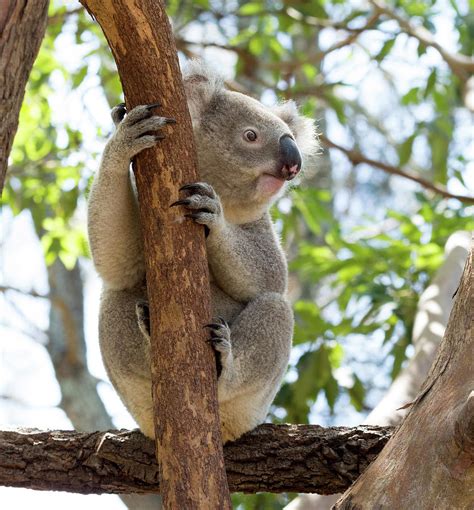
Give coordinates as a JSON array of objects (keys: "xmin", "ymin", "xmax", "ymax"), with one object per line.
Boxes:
[
  {"xmin": 88, "ymin": 149, "xmax": 144, "ymax": 290},
  {"xmin": 207, "ymin": 214, "xmax": 287, "ymax": 302},
  {"xmin": 88, "ymin": 104, "xmax": 174, "ymax": 290}
]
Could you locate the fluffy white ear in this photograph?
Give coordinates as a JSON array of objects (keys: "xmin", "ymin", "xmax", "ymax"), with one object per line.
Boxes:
[
  {"xmin": 272, "ymin": 100, "xmax": 319, "ymax": 157},
  {"xmin": 182, "ymin": 60, "xmax": 224, "ymax": 125}
]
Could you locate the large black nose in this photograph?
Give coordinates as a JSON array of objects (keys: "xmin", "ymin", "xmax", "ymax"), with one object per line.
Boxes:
[{"xmin": 279, "ymin": 135, "xmax": 302, "ymax": 180}]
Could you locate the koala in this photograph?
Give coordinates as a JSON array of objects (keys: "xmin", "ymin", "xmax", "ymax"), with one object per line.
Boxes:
[{"xmin": 87, "ymin": 61, "xmax": 317, "ymax": 442}]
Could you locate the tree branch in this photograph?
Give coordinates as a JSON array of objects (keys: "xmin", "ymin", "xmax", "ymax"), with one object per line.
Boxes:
[
  {"xmin": 321, "ymin": 135, "xmax": 474, "ymax": 204},
  {"xmin": 0, "ymin": 424, "xmax": 392, "ymax": 495},
  {"xmin": 369, "ymin": 0, "xmax": 474, "ymax": 81}
]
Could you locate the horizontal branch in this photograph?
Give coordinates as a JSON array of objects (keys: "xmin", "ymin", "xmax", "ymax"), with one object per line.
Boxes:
[
  {"xmin": 0, "ymin": 424, "xmax": 392, "ymax": 495},
  {"xmin": 321, "ymin": 135, "xmax": 474, "ymax": 205}
]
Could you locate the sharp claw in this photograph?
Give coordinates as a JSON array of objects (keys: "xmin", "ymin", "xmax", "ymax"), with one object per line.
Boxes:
[
  {"xmin": 164, "ymin": 117, "xmax": 177, "ymax": 124},
  {"xmin": 170, "ymin": 199, "xmax": 190, "ymax": 208},
  {"xmin": 179, "ymin": 183, "xmax": 201, "ymax": 192},
  {"xmin": 146, "ymin": 102, "xmax": 162, "ymax": 110},
  {"xmin": 204, "ymin": 323, "xmax": 223, "ymax": 330},
  {"xmin": 218, "ymin": 317, "xmax": 227, "ymax": 325},
  {"xmin": 154, "ymin": 134, "xmax": 165, "ymax": 141}
]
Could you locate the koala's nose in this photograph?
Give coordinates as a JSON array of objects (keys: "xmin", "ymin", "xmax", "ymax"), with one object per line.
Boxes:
[{"xmin": 279, "ymin": 135, "xmax": 302, "ymax": 180}]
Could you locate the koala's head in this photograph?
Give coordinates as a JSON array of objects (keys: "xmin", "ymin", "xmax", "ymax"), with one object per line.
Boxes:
[{"xmin": 183, "ymin": 61, "xmax": 318, "ymax": 222}]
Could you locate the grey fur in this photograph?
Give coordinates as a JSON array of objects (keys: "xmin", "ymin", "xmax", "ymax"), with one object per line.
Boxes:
[{"xmin": 88, "ymin": 61, "xmax": 318, "ymax": 442}]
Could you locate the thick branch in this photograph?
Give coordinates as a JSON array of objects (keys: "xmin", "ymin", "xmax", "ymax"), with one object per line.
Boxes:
[
  {"xmin": 0, "ymin": 425, "xmax": 392, "ymax": 495},
  {"xmin": 321, "ymin": 135, "xmax": 474, "ymax": 204}
]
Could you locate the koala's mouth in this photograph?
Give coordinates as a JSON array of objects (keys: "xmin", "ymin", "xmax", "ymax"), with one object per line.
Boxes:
[{"xmin": 257, "ymin": 173, "xmax": 286, "ymax": 195}]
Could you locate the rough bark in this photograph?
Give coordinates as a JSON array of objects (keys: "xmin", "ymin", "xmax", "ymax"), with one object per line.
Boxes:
[
  {"xmin": 79, "ymin": 1, "xmax": 230, "ymax": 508},
  {"xmin": 334, "ymin": 244, "xmax": 473, "ymax": 509},
  {"xmin": 0, "ymin": 424, "xmax": 391, "ymax": 495},
  {"xmin": 0, "ymin": 0, "xmax": 49, "ymax": 193},
  {"xmin": 285, "ymin": 231, "xmax": 471, "ymax": 510}
]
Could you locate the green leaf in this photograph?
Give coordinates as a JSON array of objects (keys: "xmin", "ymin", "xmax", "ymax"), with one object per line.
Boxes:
[
  {"xmin": 375, "ymin": 38, "xmax": 396, "ymax": 62},
  {"xmin": 238, "ymin": 3, "xmax": 263, "ymax": 15},
  {"xmin": 348, "ymin": 375, "xmax": 366, "ymax": 412}
]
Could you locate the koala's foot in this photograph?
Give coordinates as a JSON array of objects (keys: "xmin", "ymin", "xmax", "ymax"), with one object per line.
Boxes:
[
  {"xmin": 170, "ymin": 182, "xmax": 224, "ymax": 236},
  {"xmin": 205, "ymin": 317, "xmax": 232, "ymax": 377},
  {"xmin": 135, "ymin": 299, "xmax": 151, "ymax": 341},
  {"xmin": 109, "ymin": 103, "xmax": 176, "ymax": 159}
]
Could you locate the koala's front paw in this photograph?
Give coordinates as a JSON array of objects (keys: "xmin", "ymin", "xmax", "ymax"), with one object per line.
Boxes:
[
  {"xmin": 170, "ymin": 182, "xmax": 225, "ymax": 236},
  {"xmin": 205, "ymin": 317, "xmax": 232, "ymax": 377},
  {"xmin": 109, "ymin": 103, "xmax": 176, "ymax": 159}
]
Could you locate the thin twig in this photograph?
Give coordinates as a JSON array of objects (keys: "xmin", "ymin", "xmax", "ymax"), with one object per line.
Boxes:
[
  {"xmin": 321, "ymin": 135, "xmax": 474, "ymax": 204},
  {"xmin": 369, "ymin": 0, "xmax": 474, "ymax": 81}
]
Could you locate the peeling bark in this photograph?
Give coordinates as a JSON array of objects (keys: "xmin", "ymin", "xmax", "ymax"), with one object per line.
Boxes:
[
  {"xmin": 334, "ymin": 244, "xmax": 473, "ymax": 509},
  {"xmin": 0, "ymin": 425, "xmax": 392, "ymax": 494},
  {"xmin": 0, "ymin": 0, "xmax": 49, "ymax": 193}
]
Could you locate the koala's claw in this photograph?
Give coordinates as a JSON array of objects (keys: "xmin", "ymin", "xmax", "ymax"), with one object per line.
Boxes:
[
  {"xmin": 111, "ymin": 103, "xmax": 127, "ymax": 125},
  {"xmin": 173, "ymin": 182, "xmax": 223, "ymax": 235},
  {"xmin": 205, "ymin": 318, "xmax": 232, "ymax": 376},
  {"xmin": 109, "ymin": 104, "xmax": 177, "ymax": 158},
  {"xmin": 179, "ymin": 182, "xmax": 216, "ymax": 198}
]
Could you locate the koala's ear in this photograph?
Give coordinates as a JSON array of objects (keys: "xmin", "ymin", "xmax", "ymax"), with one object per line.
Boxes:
[
  {"xmin": 182, "ymin": 60, "xmax": 224, "ymax": 125},
  {"xmin": 272, "ymin": 100, "xmax": 319, "ymax": 157}
]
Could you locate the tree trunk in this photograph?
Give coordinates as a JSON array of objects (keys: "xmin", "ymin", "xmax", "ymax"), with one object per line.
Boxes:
[
  {"xmin": 334, "ymin": 243, "xmax": 473, "ymax": 509},
  {"xmin": 285, "ymin": 231, "xmax": 471, "ymax": 510},
  {"xmin": 0, "ymin": 425, "xmax": 392, "ymax": 494},
  {"xmin": 79, "ymin": 1, "xmax": 230, "ymax": 508},
  {"xmin": 0, "ymin": 0, "xmax": 48, "ymax": 193},
  {"xmin": 47, "ymin": 258, "xmax": 162, "ymax": 510}
]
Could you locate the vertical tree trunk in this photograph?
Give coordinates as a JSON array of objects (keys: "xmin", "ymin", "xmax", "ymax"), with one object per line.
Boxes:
[
  {"xmin": 80, "ymin": 1, "xmax": 231, "ymax": 508},
  {"xmin": 0, "ymin": 0, "xmax": 49, "ymax": 193},
  {"xmin": 47, "ymin": 258, "xmax": 162, "ymax": 510},
  {"xmin": 334, "ymin": 244, "xmax": 473, "ymax": 509}
]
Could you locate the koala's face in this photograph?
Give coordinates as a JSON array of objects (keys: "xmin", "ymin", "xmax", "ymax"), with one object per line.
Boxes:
[
  {"xmin": 184, "ymin": 62, "xmax": 318, "ymax": 220},
  {"xmin": 196, "ymin": 91, "xmax": 302, "ymax": 206}
]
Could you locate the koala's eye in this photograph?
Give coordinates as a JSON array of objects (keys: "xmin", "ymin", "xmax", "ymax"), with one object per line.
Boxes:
[{"xmin": 244, "ymin": 129, "xmax": 258, "ymax": 142}]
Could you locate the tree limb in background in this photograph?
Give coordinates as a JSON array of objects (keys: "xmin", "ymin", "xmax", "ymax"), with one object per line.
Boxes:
[
  {"xmin": 47, "ymin": 259, "xmax": 162, "ymax": 510},
  {"xmin": 370, "ymin": 0, "xmax": 474, "ymax": 81},
  {"xmin": 0, "ymin": 425, "xmax": 392, "ymax": 495},
  {"xmin": 79, "ymin": 0, "xmax": 231, "ymax": 508},
  {"xmin": 0, "ymin": 0, "xmax": 49, "ymax": 193},
  {"xmin": 321, "ymin": 135, "xmax": 474, "ymax": 204},
  {"xmin": 335, "ymin": 244, "xmax": 473, "ymax": 509}
]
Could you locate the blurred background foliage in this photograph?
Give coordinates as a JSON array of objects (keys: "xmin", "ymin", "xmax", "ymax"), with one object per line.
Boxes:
[{"xmin": 1, "ymin": 0, "xmax": 473, "ymax": 509}]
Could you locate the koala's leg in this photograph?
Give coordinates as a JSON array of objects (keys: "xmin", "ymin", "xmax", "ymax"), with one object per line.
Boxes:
[
  {"xmin": 99, "ymin": 286, "xmax": 156, "ymax": 438},
  {"xmin": 88, "ymin": 104, "xmax": 175, "ymax": 290},
  {"xmin": 216, "ymin": 292, "xmax": 293, "ymax": 442}
]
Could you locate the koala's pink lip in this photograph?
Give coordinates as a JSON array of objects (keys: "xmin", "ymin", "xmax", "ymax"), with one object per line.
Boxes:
[{"xmin": 258, "ymin": 173, "xmax": 286, "ymax": 195}]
